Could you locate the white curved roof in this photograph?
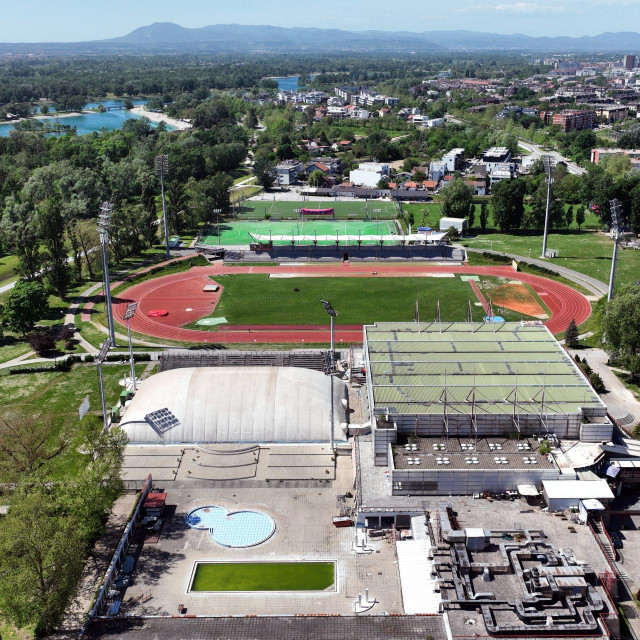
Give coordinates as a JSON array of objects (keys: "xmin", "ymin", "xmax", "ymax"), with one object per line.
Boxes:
[{"xmin": 120, "ymin": 367, "xmax": 346, "ymax": 444}]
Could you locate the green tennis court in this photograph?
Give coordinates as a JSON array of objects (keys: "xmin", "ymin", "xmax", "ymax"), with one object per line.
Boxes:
[
  {"xmin": 235, "ymin": 199, "xmax": 399, "ymax": 220},
  {"xmin": 201, "ymin": 219, "xmax": 399, "ymax": 245}
]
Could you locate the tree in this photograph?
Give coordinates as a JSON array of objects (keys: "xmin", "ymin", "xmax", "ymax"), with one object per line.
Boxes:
[
  {"xmin": 123, "ymin": 98, "xmax": 134, "ymax": 110},
  {"xmin": 308, "ymin": 169, "xmax": 325, "ymax": 187},
  {"xmin": 253, "ymin": 157, "xmax": 277, "ymax": 190},
  {"xmin": 244, "ymin": 109, "xmax": 258, "ymax": 129},
  {"xmin": 0, "ymin": 490, "xmax": 86, "ymax": 633},
  {"xmin": 446, "ymin": 226, "xmax": 460, "ymax": 242},
  {"xmin": 479, "ymin": 202, "xmax": 489, "ymax": 231},
  {"xmin": 564, "ymin": 319, "xmax": 579, "ymax": 348},
  {"xmin": 28, "ymin": 329, "xmax": 56, "ymax": 356},
  {"xmin": 377, "ymin": 178, "xmax": 390, "ymax": 189},
  {"xmin": 576, "ymin": 205, "xmax": 586, "ymax": 231},
  {"xmin": 441, "ymin": 178, "xmax": 473, "ymax": 220},
  {"xmin": 604, "ymin": 286, "xmax": 640, "ymax": 381},
  {"xmin": 491, "ymin": 179, "xmax": 526, "ymax": 231},
  {"xmin": 468, "ymin": 205, "xmax": 475, "ymax": 230},
  {"xmin": 40, "ymin": 104, "xmax": 49, "ymax": 115},
  {"xmin": 0, "ymin": 413, "xmax": 70, "ymax": 480},
  {"xmin": 38, "ymin": 196, "xmax": 69, "ymax": 297},
  {"xmin": 1, "ymin": 280, "xmax": 48, "ymax": 336},
  {"xmin": 565, "ymin": 205, "xmax": 574, "ymax": 229},
  {"xmin": 527, "ymin": 181, "xmax": 564, "ymax": 229}
]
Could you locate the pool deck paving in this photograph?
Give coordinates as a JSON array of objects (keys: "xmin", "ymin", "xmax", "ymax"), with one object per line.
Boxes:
[{"xmin": 120, "ymin": 456, "xmax": 405, "ymax": 617}]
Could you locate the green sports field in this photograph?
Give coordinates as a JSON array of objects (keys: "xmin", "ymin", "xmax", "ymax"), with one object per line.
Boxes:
[
  {"xmin": 201, "ymin": 219, "xmax": 399, "ymax": 245},
  {"xmin": 186, "ymin": 274, "xmax": 538, "ymax": 328},
  {"xmin": 235, "ymin": 199, "xmax": 399, "ymax": 220}
]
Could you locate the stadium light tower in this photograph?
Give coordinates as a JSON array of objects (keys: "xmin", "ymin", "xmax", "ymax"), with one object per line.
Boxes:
[
  {"xmin": 608, "ymin": 199, "xmax": 623, "ymax": 301},
  {"xmin": 97, "ymin": 202, "xmax": 117, "ymax": 346},
  {"xmin": 97, "ymin": 338, "xmax": 112, "ymax": 430},
  {"xmin": 541, "ymin": 156, "xmax": 556, "ymax": 259},
  {"xmin": 123, "ymin": 302, "xmax": 138, "ymax": 392},
  {"xmin": 320, "ymin": 300, "xmax": 338, "ymax": 451},
  {"xmin": 155, "ymin": 154, "xmax": 170, "ymax": 258}
]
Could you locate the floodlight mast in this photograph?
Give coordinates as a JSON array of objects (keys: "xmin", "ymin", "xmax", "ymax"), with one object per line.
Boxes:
[
  {"xmin": 97, "ymin": 202, "xmax": 117, "ymax": 346},
  {"xmin": 155, "ymin": 154, "xmax": 170, "ymax": 259},
  {"xmin": 97, "ymin": 338, "xmax": 112, "ymax": 430},
  {"xmin": 608, "ymin": 199, "xmax": 622, "ymax": 302},
  {"xmin": 123, "ymin": 302, "xmax": 138, "ymax": 392},
  {"xmin": 541, "ymin": 156, "xmax": 555, "ymax": 259},
  {"xmin": 320, "ymin": 300, "xmax": 338, "ymax": 451}
]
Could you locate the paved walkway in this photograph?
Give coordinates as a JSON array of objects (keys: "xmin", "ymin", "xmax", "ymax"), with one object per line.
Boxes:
[
  {"xmin": 465, "ymin": 247, "xmax": 608, "ymax": 297},
  {"xmin": 569, "ymin": 347, "xmax": 640, "ymax": 427}
]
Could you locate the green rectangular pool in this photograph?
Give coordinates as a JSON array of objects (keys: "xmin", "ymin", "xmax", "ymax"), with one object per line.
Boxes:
[{"xmin": 190, "ymin": 561, "xmax": 335, "ymax": 592}]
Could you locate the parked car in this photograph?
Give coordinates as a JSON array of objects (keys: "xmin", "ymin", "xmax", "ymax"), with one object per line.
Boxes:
[{"xmin": 609, "ymin": 531, "xmax": 623, "ymax": 549}]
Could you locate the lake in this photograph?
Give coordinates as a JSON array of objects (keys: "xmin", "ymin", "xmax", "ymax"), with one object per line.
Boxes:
[
  {"xmin": 0, "ymin": 99, "xmax": 176, "ymax": 137},
  {"xmin": 272, "ymin": 75, "xmax": 317, "ymax": 91}
]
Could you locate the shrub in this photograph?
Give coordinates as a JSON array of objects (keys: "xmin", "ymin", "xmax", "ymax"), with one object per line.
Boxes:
[
  {"xmin": 28, "ymin": 330, "xmax": 56, "ymax": 356},
  {"xmin": 589, "ymin": 372, "xmax": 606, "ymax": 393},
  {"xmin": 64, "ymin": 340, "xmax": 75, "ymax": 351}
]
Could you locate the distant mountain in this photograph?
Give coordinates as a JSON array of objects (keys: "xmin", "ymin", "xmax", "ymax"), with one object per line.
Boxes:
[{"xmin": 1, "ymin": 23, "xmax": 640, "ymax": 54}]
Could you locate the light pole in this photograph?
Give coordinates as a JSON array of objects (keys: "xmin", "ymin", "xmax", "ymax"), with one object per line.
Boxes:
[
  {"xmin": 213, "ymin": 209, "xmax": 222, "ymax": 245},
  {"xmin": 155, "ymin": 154, "xmax": 170, "ymax": 258},
  {"xmin": 541, "ymin": 155, "xmax": 555, "ymax": 259},
  {"xmin": 97, "ymin": 338, "xmax": 112, "ymax": 430},
  {"xmin": 320, "ymin": 299, "xmax": 338, "ymax": 451},
  {"xmin": 123, "ymin": 302, "xmax": 138, "ymax": 392},
  {"xmin": 98, "ymin": 202, "xmax": 116, "ymax": 346},
  {"xmin": 608, "ymin": 199, "xmax": 622, "ymax": 302}
]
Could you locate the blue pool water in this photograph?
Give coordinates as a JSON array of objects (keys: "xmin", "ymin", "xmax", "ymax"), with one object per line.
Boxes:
[
  {"xmin": 185, "ymin": 506, "xmax": 275, "ymax": 547},
  {"xmin": 272, "ymin": 74, "xmax": 317, "ymax": 91},
  {"xmin": 0, "ymin": 99, "xmax": 175, "ymax": 137}
]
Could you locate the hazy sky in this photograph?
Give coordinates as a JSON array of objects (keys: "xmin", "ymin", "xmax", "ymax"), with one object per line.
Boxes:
[{"xmin": 1, "ymin": 0, "xmax": 638, "ymax": 41}]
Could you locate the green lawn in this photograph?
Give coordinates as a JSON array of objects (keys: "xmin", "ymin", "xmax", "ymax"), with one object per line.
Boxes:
[
  {"xmin": 190, "ymin": 562, "xmax": 335, "ymax": 591},
  {"xmin": 0, "ymin": 252, "xmax": 20, "ymax": 285},
  {"xmin": 190, "ymin": 274, "xmax": 542, "ymax": 328},
  {"xmin": 463, "ymin": 231, "xmax": 640, "ymax": 290},
  {"xmin": 200, "ymin": 219, "xmax": 398, "ymax": 246},
  {"xmin": 235, "ymin": 200, "xmax": 399, "ymax": 220},
  {"xmin": 401, "ymin": 202, "xmax": 602, "ymax": 232}
]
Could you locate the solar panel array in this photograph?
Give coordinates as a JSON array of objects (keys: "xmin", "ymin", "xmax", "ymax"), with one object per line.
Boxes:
[{"xmin": 145, "ymin": 408, "xmax": 180, "ymax": 434}]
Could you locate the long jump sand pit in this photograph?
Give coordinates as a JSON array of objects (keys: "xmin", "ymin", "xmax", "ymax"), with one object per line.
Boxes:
[{"xmin": 489, "ymin": 281, "xmax": 549, "ymax": 319}]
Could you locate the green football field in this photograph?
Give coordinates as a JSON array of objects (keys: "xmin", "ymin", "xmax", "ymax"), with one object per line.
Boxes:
[
  {"xmin": 186, "ymin": 274, "xmax": 536, "ymax": 328},
  {"xmin": 201, "ymin": 219, "xmax": 399, "ymax": 245},
  {"xmin": 235, "ymin": 199, "xmax": 399, "ymax": 220}
]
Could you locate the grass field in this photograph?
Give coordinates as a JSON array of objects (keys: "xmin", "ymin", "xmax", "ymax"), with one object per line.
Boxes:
[
  {"xmin": 235, "ymin": 199, "xmax": 399, "ymax": 220},
  {"xmin": 190, "ymin": 562, "xmax": 335, "ymax": 592},
  {"xmin": 200, "ymin": 219, "xmax": 399, "ymax": 246},
  {"xmin": 464, "ymin": 231, "xmax": 640, "ymax": 290},
  {"xmin": 188, "ymin": 274, "xmax": 539, "ymax": 328},
  {"xmin": 401, "ymin": 202, "xmax": 603, "ymax": 232}
]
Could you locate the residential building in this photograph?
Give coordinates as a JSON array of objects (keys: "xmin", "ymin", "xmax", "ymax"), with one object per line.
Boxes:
[
  {"xmin": 442, "ymin": 148, "xmax": 465, "ymax": 172},
  {"xmin": 586, "ymin": 104, "xmax": 629, "ymax": 123},
  {"xmin": 349, "ymin": 162, "xmax": 390, "ymax": 188},
  {"xmin": 334, "ymin": 86, "xmax": 362, "ymax": 101},
  {"xmin": 551, "ymin": 110, "xmax": 595, "ymax": 132},
  {"xmin": 276, "ymin": 160, "xmax": 303, "ymax": 186},
  {"xmin": 590, "ymin": 148, "xmax": 640, "ymax": 164},
  {"xmin": 489, "ymin": 163, "xmax": 516, "ymax": 185},
  {"xmin": 327, "ymin": 106, "xmax": 348, "ymax": 119},
  {"xmin": 624, "ymin": 55, "xmax": 636, "ymax": 71},
  {"xmin": 424, "ymin": 117, "xmax": 445, "ymax": 128},
  {"xmin": 385, "ymin": 97, "xmax": 399, "ymax": 107},
  {"xmin": 482, "ymin": 147, "xmax": 512, "ymax": 172},
  {"xmin": 428, "ymin": 161, "xmax": 447, "ymax": 182}
]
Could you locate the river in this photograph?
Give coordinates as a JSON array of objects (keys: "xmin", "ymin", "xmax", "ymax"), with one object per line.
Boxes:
[{"xmin": 0, "ymin": 99, "xmax": 176, "ymax": 137}]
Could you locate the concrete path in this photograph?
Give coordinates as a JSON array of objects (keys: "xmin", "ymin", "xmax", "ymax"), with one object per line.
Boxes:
[
  {"xmin": 569, "ymin": 347, "xmax": 640, "ymax": 427},
  {"xmin": 465, "ymin": 246, "xmax": 608, "ymax": 297}
]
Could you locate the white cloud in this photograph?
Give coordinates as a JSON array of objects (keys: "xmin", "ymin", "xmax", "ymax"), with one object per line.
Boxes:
[{"xmin": 494, "ymin": 2, "xmax": 566, "ymax": 13}]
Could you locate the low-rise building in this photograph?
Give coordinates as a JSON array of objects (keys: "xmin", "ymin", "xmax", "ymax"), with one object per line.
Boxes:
[
  {"xmin": 276, "ymin": 160, "xmax": 303, "ymax": 186},
  {"xmin": 349, "ymin": 162, "xmax": 390, "ymax": 188},
  {"xmin": 483, "ymin": 147, "xmax": 511, "ymax": 171},
  {"xmin": 551, "ymin": 109, "xmax": 595, "ymax": 132},
  {"xmin": 442, "ymin": 148, "xmax": 465, "ymax": 172}
]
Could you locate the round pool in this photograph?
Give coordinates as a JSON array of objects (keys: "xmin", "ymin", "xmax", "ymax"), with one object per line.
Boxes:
[{"xmin": 185, "ymin": 506, "xmax": 275, "ymax": 547}]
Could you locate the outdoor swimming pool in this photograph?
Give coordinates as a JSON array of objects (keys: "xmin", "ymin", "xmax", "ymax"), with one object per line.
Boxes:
[{"xmin": 185, "ymin": 506, "xmax": 275, "ymax": 547}]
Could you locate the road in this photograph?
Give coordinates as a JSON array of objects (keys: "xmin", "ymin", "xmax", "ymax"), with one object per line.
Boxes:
[{"xmin": 517, "ymin": 140, "xmax": 586, "ymax": 176}]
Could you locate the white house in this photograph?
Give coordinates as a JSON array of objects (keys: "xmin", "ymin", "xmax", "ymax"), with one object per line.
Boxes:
[{"xmin": 349, "ymin": 162, "xmax": 390, "ymax": 188}]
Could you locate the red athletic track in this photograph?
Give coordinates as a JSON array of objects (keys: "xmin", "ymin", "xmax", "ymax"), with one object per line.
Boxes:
[{"xmin": 110, "ymin": 264, "xmax": 591, "ymax": 343}]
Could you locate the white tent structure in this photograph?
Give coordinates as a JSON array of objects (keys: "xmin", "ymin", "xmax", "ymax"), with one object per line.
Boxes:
[{"xmin": 120, "ymin": 367, "xmax": 347, "ymax": 444}]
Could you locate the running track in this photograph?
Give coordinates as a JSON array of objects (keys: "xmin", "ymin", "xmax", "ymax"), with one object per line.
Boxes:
[{"xmin": 110, "ymin": 264, "xmax": 591, "ymax": 343}]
